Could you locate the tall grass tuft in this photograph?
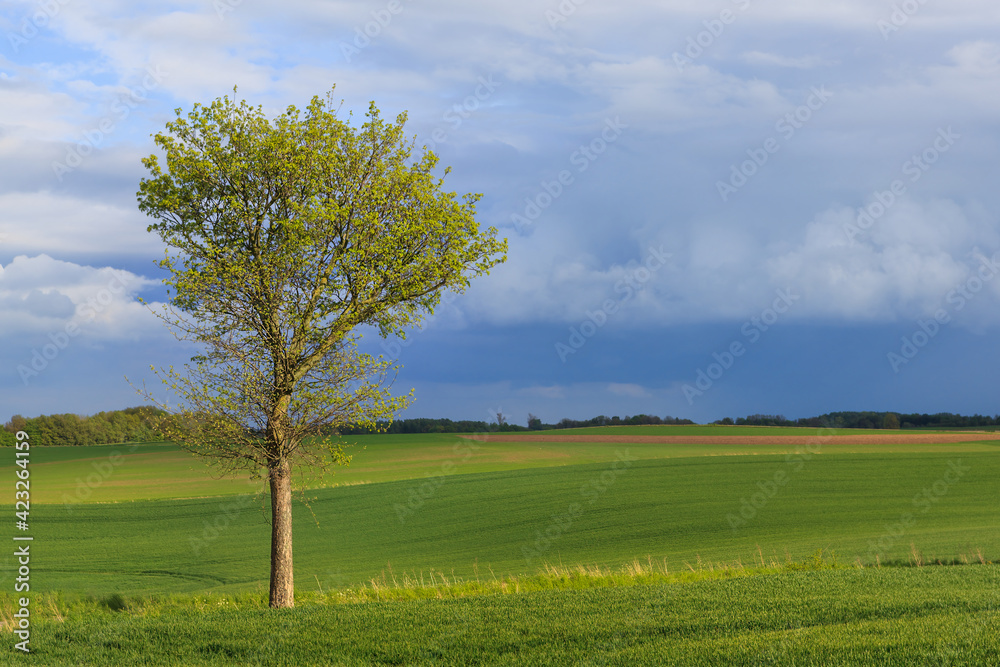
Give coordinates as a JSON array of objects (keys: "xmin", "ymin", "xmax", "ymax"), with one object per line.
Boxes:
[{"xmin": 0, "ymin": 550, "xmax": 994, "ymax": 627}]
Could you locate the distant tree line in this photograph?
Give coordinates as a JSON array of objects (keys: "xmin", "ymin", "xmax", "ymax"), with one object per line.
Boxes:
[
  {"xmin": 8, "ymin": 406, "xmax": 998, "ymax": 446},
  {"xmin": 337, "ymin": 413, "xmax": 695, "ymax": 435},
  {"xmin": 714, "ymin": 412, "xmax": 1000, "ymax": 430},
  {"xmin": 2, "ymin": 408, "xmax": 697, "ymax": 444},
  {"xmin": 542, "ymin": 414, "xmax": 696, "ymax": 429},
  {"xmin": 335, "ymin": 418, "xmax": 512, "ymax": 435},
  {"xmin": 2, "ymin": 407, "xmax": 696, "ymax": 444},
  {"xmin": 1, "ymin": 407, "xmax": 167, "ymax": 446}
]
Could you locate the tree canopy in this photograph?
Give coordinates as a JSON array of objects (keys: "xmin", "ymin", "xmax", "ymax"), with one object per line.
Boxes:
[{"xmin": 136, "ymin": 88, "xmax": 507, "ymax": 607}]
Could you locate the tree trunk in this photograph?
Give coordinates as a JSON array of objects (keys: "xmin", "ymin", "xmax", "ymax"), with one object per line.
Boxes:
[{"xmin": 268, "ymin": 456, "xmax": 294, "ymax": 608}]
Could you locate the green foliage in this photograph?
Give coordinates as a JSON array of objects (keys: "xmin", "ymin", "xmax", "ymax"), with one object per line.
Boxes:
[
  {"xmin": 0, "ymin": 407, "xmax": 165, "ymax": 446},
  {"xmin": 734, "ymin": 413, "xmax": 798, "ymax": 426},
  {"xmin": 139, "ymin": 89, "xmax": 506, "ymax": 339},
  {"xmin": 136, "ymin": 87, "xmax": 506, "ymax": 474},
  {"xmin": 732, "ymin": 411, "xmax": 1000, "ymax": 429},
  {"xmin": 137, "ymin": 87, "xmax": 507, "ymax": 606},
  {"xmin": 554, "ymin": 413, "xmax": 696, "ymax": 428}
]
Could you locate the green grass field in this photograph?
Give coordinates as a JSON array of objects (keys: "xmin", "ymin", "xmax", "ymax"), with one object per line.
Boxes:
[
  {"xmin": 25, "ymin": 430, "xmax": 1000, "ymax": 504},
  {"xmin": 24, "ymin": 450, "xmax": 1000, "ymax": 595},
  {"xmin": 3, "ymin": 426, "xmax": 1000, "ymax": 664},
  {"xmin": 7, "ymin": 566, "xmax": 1000, "ymax": 665}
]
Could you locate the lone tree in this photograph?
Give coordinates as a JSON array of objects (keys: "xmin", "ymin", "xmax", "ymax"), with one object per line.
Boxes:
[{"xmin": 136, "ymin": 89, "xmax": 507, "ymax": 608}]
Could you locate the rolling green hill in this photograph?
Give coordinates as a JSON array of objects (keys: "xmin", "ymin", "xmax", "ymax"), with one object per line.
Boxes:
[
  {"xmin": 22, "ymin": 450, "xmax": 1000, "ymax": 595},
  {"xmin": 23, "ymin": 430, "xmax": 1000, "ymax": 504}
]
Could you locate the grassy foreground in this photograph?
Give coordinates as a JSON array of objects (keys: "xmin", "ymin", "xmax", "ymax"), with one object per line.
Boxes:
[{"xmin": 4, "ymin": 564, "xmax": 999, "ymax": 665}]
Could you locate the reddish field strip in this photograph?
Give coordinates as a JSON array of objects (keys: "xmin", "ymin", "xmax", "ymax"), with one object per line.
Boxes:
[{"xmin": 457, "ymin": 433, "xmax": 1000, "ymax": 445}]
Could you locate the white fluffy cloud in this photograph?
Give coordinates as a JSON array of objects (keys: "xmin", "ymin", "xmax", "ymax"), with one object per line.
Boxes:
[
  {"xmin": 455, "ymin": 197, "xmax": 1000, "ymax": 329},
  {"xmin": 765, "ymin": 198, "xmax": 1000, "ymax": 322},
  {"xmin": 0, "ymin": 254, "xmax": 162, "ymax": 339}
]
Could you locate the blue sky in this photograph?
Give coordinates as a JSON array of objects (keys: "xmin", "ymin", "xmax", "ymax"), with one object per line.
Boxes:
[{"xmin": 2, "ymin": 0, "xmax": 1000, "ymax": 426}]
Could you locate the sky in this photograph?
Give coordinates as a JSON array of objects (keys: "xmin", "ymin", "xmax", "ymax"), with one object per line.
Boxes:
[{"xmin": 2, "ymin": 0, "xmax": 1000, "ymax": 426}]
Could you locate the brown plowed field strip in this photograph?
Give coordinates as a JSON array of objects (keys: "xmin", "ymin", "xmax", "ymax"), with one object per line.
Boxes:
[{"xmin": 457, "ymin": 433, "xmax": 1000, "ymax": 445}]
